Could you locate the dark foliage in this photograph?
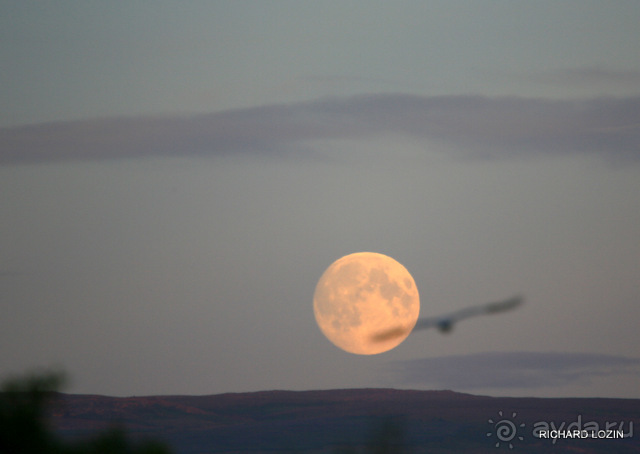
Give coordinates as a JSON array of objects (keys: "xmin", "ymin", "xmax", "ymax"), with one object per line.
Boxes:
[{"xmin": 0, "ymin": 371, "xmax": 172, "ymax": 454}]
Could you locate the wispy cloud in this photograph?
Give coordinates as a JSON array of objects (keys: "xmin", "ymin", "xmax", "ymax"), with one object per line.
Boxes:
[
  {"xmin": 391, "ymin": 351, "xmax": 640, "ymax": 391},
  {"xmin": 2, "ymin": 94, "xmax": 639, "ymax": 165}
]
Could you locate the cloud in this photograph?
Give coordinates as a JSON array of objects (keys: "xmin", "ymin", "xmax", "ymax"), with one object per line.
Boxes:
[
  {"xmin": 391, "ymin": 351, "xmax": 640, "ymax": 391},
  {"xmin": 1, "ymin": 94, "xmax": 639, "ymax": 165}
]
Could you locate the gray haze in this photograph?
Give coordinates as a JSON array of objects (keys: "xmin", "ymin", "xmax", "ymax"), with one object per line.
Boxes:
[{"xmin": 1, "ymin": 1, "xmax": 639, "ymax": 398}]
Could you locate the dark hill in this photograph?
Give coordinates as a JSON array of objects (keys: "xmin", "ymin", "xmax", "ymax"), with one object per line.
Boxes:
[{"xmin": 49, "ymin": 388, "xmax": 640, "ymax": 453}]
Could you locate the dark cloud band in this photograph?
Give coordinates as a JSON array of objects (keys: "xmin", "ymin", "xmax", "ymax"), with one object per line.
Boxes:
[
  {"xmin": 391, "ymin": 351, "xmax": 640, "ymax": 390},
  {"xmin": 2, "ymin": 94, "xmax": 639, "ymax": 164}
]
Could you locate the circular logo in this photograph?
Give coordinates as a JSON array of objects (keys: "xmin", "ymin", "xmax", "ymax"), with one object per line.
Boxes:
[{"xmin": 487, "ymin": 411, "xmax": 525, "ymax": 449}]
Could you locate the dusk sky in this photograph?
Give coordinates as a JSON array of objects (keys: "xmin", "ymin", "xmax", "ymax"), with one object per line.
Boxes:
[{"xmin": 2, "ymin": 1, "xmax": 639, "ymax": 398}]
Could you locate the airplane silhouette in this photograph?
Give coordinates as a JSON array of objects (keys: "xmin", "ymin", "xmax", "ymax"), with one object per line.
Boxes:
[{"xmin": 372, "ymin": 294, "xmax": 524, "ymax": 342}]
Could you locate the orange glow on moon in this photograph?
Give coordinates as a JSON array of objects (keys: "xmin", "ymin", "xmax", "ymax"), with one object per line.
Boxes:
[{"xmin": 313, "ymin": 252, "xmax": 420, "ymax": 355}]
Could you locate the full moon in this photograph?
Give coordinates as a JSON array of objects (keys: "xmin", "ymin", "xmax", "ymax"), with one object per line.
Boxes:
[{"xmin": 313, "ymin": 252, "xmax": 420, "ymax": 355}]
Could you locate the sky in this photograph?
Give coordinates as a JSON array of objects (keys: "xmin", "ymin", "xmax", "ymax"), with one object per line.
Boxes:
[{"xmin": 1, "ymin": 1, "xmax": 639, "ymax": 398}]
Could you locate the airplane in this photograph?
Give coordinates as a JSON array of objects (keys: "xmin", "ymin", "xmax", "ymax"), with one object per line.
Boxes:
[{"xmin": 372, "ymin": 294, "xmax": 524, "ymax": 342}]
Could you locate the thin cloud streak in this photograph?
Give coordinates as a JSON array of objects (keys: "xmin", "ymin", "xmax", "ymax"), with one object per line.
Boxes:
[
  {"xmin": 391, "ymin": 351, "xmax": 640, "ymax": 391},
  {"xmin": 1, "ymin": 94, "xmax": 639, "ymax": 165}
]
